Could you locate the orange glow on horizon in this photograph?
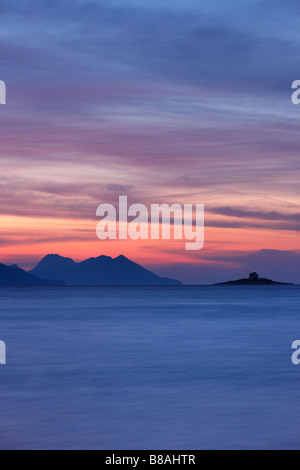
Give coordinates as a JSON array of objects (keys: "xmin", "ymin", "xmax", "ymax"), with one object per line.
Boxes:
[{"xmin": 0, "ymin": 212, "xmax": 299, "ymax": 271}]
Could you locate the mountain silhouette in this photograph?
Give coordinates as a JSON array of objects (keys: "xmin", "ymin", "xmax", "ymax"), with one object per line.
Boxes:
[
  {"xmin": 29, "ymin": 254, "xmax": 182, "ymax": 286},
  {"xmin": 0, "ymin": 263, "xmax": 65, "ymax": 287}
]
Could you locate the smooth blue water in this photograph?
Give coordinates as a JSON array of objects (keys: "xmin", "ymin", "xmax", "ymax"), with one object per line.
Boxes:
[{"xmin": 0, "ymin": 286, "xmax": 300, "ymax": 450}]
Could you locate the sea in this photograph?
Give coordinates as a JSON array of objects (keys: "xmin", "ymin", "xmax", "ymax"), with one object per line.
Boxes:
[{"xmin": 0, "ymin": 285, "xmax": 300, "ymax": 450}]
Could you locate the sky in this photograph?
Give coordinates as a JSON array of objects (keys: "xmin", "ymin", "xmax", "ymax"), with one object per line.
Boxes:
[{"xmin": 0, "ymin": 0, "xmax": 300, "ymax": 284}]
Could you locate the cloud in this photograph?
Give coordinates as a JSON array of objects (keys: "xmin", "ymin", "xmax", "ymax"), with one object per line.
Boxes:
[
  {"xmin": 0, "ymin": 0, "xmax": 299, "ymax": 179},
  {"xmin": 208, "ymin": 207, "xmax": 300, "ymax": 230},
  {"xmin": 106, "ymin": 184, "xmax": 134, "ymax": 193},
  {"xmin": 1, "ymin": 0, "xmax": 298, "ymax": 93}
]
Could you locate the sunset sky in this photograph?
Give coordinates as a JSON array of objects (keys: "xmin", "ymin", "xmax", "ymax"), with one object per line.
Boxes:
[{"xmin": 0, "ymin": 0, "xmax": 300, "ymax": 283}]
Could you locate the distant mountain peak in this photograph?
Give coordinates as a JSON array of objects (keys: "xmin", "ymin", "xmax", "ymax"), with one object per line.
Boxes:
[
  {"xmin": 32, "ymin": 254, "xmax": 76, "ymax": 275},
  {"xmin": 43, "ymin": 254, "xmax": 73, "ymax": 261},
  {"xmin": 29, "ymin": 254, "xmax": 181, "ymax": 286},
  {"xmin": 114, "ymin": 255, "xmax": 131, "ymax": 264}
]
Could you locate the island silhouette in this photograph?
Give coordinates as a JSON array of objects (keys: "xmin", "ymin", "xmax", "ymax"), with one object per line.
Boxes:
[
  {"xmin": 0, "ymin": 254, "xmax": 181, "ymax": 287},
  {"xmin": 215, "ymin": 270, "xmax": 293, "ymax": 286}
]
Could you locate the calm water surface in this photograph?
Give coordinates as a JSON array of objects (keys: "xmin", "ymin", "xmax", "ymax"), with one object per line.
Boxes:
[{"xmin": 0, "ymin": 286, "xmax": 299, "ymax": 450}]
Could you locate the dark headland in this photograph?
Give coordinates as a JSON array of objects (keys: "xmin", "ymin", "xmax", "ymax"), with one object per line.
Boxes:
[
  {"xmin": 215, "ymin": 271, "xmax": 293, "ymax": 286},
  {"xmin": 0, "ymin": 254, "xmax": 182, "ymax": 287},
  {"xmin": 0, "ymin": 263, "xmax": 65, "ymax": 287}
]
